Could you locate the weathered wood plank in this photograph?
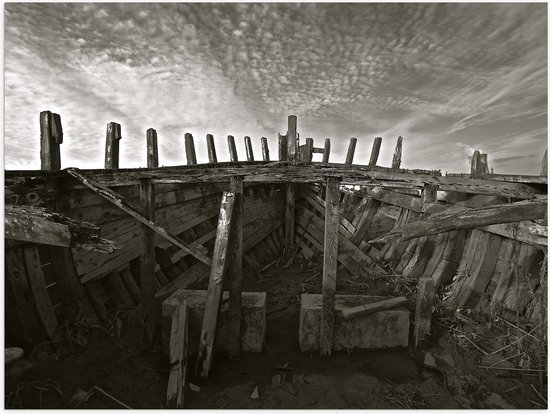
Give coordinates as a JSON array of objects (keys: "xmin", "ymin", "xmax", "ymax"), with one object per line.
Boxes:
[
  {"xmin": 287, "ymin": 115, "xmax": 298, "ymax": 164},
  {"xmin": 147, "ymin": 128, "xmax": 159, "ymax": 168},
  {"xmin": 345, "ymin": 138, "xmax": 357, "ymax": 165},
  {"xmin": 340, "ymin": 296, "xmax": 407, "ymax": 320},
  {"xmin": 166, "ymin": 301, "xmax": 188, "ymax": 408},
  {"xmin": 391, "ymin": 136, "xmax": 403, "ymax": 170},
  {"xmin": 244, "ymin": 136, "xmax": 254, "ymax": 161},
  {"xmin": 66, "ymin": 168, "xmax": 211, "ymax": 266},
  {"xmin": 284, "ymin": 183, "xmax": 295, "ymax": 259},
  {"xmin": 261, "ymin": 137, "xmax": 270, "ymax": 161},
  {"xmin": 278, "ymin": 133, "xmax": 288, "ymax": 161},
  {"xmin": 206, "ymin": 134, "xmax": 217, "ymax": 164},
  {"xmin": 185, "ymin": 133, "xmax": 197, "ymax": 166},
  {"xmin": 40, "ymin": 111, "xmax": 61, "ymax": 171},
  {"xmin": 321, "ymin": 177, "xmax": 339, "ymax": 356},
  {"xmin": 105, "ymin": 122, "xmax": 122, "ymax": 169},
  {"xmin": 228, "ymin": 135, "xmax": 238, "ymax": 162},
  {"xmin": 370, "ymin": 199, "xmax": 547, "ymax": 245},
  {"xmin": 369, "ymin": 137, "xmax": 382, "ymax": 166},
  {"xmin": 227, "ymin": 178, "xmax": 243, "ymax": 358},
  {"xmin": 196, "ymin": 192, "xmax": 235, "ymax": 377},
  {"xmin": 414, "ymin": 277, "xmax": 435, "ymax": 347},
  {"xmin": 22, "ymin": 245, "xmax": 59, "ymax": 340},
  {"xmin": 322, "ymin": 139, "xmax": 331, "ymax": 163}
]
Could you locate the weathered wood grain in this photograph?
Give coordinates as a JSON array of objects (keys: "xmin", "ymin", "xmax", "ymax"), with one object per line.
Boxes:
[
  {"xmin": 391, "ymin": 136, "xmax": 403, "ymax": 170},
  {"xmin": 244, "ymin": 136, "xmax": 254, "ymax": 162},
  {"xmin": 228, "ymin": 135, "xmax": 238, "ymax": 162},
  {"xmin": 147, "ymin": 128, "xmax": 159, "ymax": 168},
  {"xmin": 206, "ymin": 134, "xmax": 217, "ymax": 164},
  {"xmin": 345, "ymin": 138, "xmax": 357, "ymax": 165},
  {"xmin": 105, "ymin": 122, "xmax": 122, "ymax": 169},
  {"xmin": 369, "ymin": 137, "xmax": 382, "ymax": 166},
  {"xmin": 166, "ymin": 301, "xmax": 188, "ymax": 408},
  {"xmin": 40, "ymin": 111, "xmax": 61, "ymax": 171}
]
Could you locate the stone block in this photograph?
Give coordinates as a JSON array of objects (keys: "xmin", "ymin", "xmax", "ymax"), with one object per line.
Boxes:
[
  {"xmin": 162, "ymin": 289, "xmax": 266, "ymax": 355},
  {"xmin": 299, "ymin": 294, "xmax": 409, "ymax": 352}
]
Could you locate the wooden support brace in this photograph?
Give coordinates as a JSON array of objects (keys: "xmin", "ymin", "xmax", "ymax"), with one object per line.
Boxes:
[
  {"xmin": 166, "ymin": 301, "xmax": 188, "ymax": 408},
  {"xmin": 140, "ymin": 177, "xmax": 156, "ymax": 345},
  {"xmin": 206, "ymin": 134, "xmax": 217, "ymax": 164},
  {"xmin": 66, "ymin": 168, "xmax": 211, "ymax": 265},
  {"xmin": 261, "ymin": 137, "xmax": 270, "ymax": 161},
  {"xmin": 369, "ymin": 137, "xmax": 382, "ymax": 166},
  {"xmin": 391, "ymin": 136, "xmax": 403, "ymax": 170},
  {"xmin": 146, "ymin": 128, "xmax": 159, "ymax": 168},
  {"xmin": 105, "ymin": 122, "xmax": 122, "ymax": 169},
  {"xmin": 322, "ymin": 138, "xmax": 331, "ymax": 163},
  {"xmin": 40, "ymin": 111, "xmax": 62, "ymax": 171},
  {"xmin": 414, "ymin": 277, "xmax": 435, "ymax": 347},
  {"xmin": 185, "ymin": 133, "xmax": 197, "ymax": 165},
  {"xmin": 244, "ymin": 136, "xmax": 254, "ymax": 161},
  {"xmin": 227, "ymin": 177, "xmax": 243, "ymax": 358},
  {"xmin": 345, "ymin": 137, "xmax": 357, "ymax": 165},
  {"xmin": 196, "ymin": 192, "xmax": 236, "ymax": 377},
  {"xmin": 227, "ymin": 135, "xmax": 238, "ymax": 162},
  {"xmin": 321, "ymin": 177, "xmax": 339, "ymax": 356}
]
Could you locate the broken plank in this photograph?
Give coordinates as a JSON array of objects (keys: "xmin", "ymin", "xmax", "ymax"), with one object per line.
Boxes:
[
  {"xmin": 66, "ymin": 168, "xmax": 211, "ymax": 266},
  {"xmin": 339, "ymin": 296, "xmax": 407, "ymax": 320},
  {"xmin": 166, "ymin": 301, "xmax": 188, "ymax": 408},
  {"xmin": 196, "ymin": 192, "xmax": 236, "ymax": 377}
]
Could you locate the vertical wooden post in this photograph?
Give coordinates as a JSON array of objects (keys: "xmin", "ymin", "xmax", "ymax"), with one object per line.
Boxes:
[
  {"xmin": 470, "ymin": 150, "xmax": 482, "ymax": 175},
  {"xmin": 140, "ymin": 177, "xmax": 156, "ymax": 347},
  {"xmin": 345, "ymin": 137, "xmax": 357, "ymax": 165},
  {"xmin": 369, "ymin": 137, "xmax": 382, "ymax": 166},
  {"xmin": 185, "ymin": 133, "xmax": 197, "ymax": 165},
  {"xmin": 414, "ymin": 277, "xmax": 435, "ymax": 347},
  {"xmin": 146, "ymin": 128, "xmax": 158, "ymax": 168},
  {"xmin": 228, "ymin": 135, "xmax": 238, "ymax": 162},
  {"xmin": 40, "ymin": 111, "xmax": 62, "ymax": 171},
  {"xmin": 227, "ymin": 177, "xmax": 243, "ymax": 358},
  {"xmin": 480, "ymin": 153, "xmax": 489, "ymax": 174},
  {"xmin": 287, "ymin": 115, "xmax": 298, "ymax": 164},
  {"xmin": 391, "ymin": 136, "xmax": 403, "ymax": 170},
  {"xmin": 278, "ymin": 133, "xmax": 288, "ymax": 161},
  {"xmin": 322, "ymin": 138, "xmax": 331, "ymax": 163},
  {"xmin": 305, "ymin": 138, "xmax": 314, "ymax": 162},
  {"xmin": 197, "ymin": 192, "xmax": 236, "ymax": 377},
  {"xmin": 284, "ymin": 183, "xmax": 295, "ymax": 260},
  {"xmin": 244, "ymin": 136, "xmax": 254, "ymax": 161},
  {"xmin": 321, "ymin": 177, "xmax": 339, "ymax": 356},
  {"xmin": 261, "ymin": 137, "xmax": 270, "ymax": 161},
  {"xmin": 541, "ymin": 149, "xmax": 548, "ymax": 176},
  {"xmin": 166, "ymin": 301, "xmax": 188, "ymax": 408},
  {"xmin": 206, "ymin": 134, "xmax": 217, "ymax": 164},
  {"xmin": 105, "ymin": 122, "xmax": 122, "ymax": 169},
  {"xmin": 421, "ymin": 184, "xmax": 438, "ymax": 214}
]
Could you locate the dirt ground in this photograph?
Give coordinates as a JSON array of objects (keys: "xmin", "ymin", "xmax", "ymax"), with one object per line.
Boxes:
[{"xmin": 5, "ymin": 263, "xmax": 547, "ymax": 409}]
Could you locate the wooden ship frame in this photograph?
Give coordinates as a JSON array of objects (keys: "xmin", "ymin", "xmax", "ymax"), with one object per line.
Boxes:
[{"xmin": 5, "ymin": 112, "xmax": 548, "ymax": 408}]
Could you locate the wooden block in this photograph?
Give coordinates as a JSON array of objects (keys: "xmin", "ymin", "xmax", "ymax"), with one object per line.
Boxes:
[
  {"xmin": 414, "ymin": 277, "xmax": 435, "ymax": 347},
  {"xmin": 166, "ymin": 301, "xmax": 188, "ymax": 408},
  {"xmin": 196, "ymin": 192, "xmax": 236, "ymax": 377}
]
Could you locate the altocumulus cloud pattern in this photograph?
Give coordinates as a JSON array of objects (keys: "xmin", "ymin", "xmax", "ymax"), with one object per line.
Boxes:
[{"xmin": 4, "ymin": 3, "xmax": 547, "ymax": 174}]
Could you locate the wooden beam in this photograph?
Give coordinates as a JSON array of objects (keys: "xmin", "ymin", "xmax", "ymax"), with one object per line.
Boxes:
[
  {"xmin": 206, "ymin": 134, "xmax": 217, "ymax": 164},
  {"xmin": 244, "ymin": 136, "xmax": 254, "ymax": 161},
  {"xmin": 5, "ymin": 204, "xmax": 116, "ymax": 252},
  {"xmin": 370, "ymin": 199, "xmax": 547, "ymax": 245},
  {"xmin": 227, "ymin": 135, "xmax": 238, "ymax": 162},
  {"xmin": 196, "ymin": 192, "xmax": 236, "ymax": 377},
  {"xmin": 480, "ymin": 153, "xmax": 489, "ymax": 174},
  {"xmin": 166, "ymin": 301, "xmax": 188, "ymax": 408},
  {"xmin": 421, "ymin": 184, "xmax": 438, "ymax": 213},
  {"xmin": 105, "ymin": 122, "xmax": 122, "ymax": 169},
  {"xmin": 227, "ymin": 178, "xmax": 243, "ymax": 358},
  {"xmin": 261, "ymin": 137, "xmax": 270, "ymax": 161},
  {"xmin": 322, "ymin": 139, "xmax": 331, "ymax": 163},
  {"xmin": 287, "ymin": 115, "xmax": 298, "ymax": 164},
  {"xmin": 470, "ymin": 150, "xmax": 482, "ymax": 176},
  {"xmin": 146, "ymin": 128, "xmax": 159, "ymax": 168},
  {"xmin": 340, "ymin": 296, "xmax": 407, "ymax": 320},
  {"xmin": 446, "ymin": 172, "xmax": 547, "ymax": 184},
  {"xmin": 541, "ymin": 149, "xmax": 547, "ymax": 176},
  {"xmin": 40, "ymin": 111, "xmax": 62, "ymax": 171},
  {"xmin": 185, "ymin": 133, "xmax": 197, "ymax": 166},
  {"xmin": 304, "ymin": 138, "xmax": 314, "ymax": 162},
  {"xmin": 391, "ymin": 136, "xmax": 403, "ymax": 170},
  {"xmin": 321, "ymin": 177, "xmax": 339, "ymax": 356},
  {"xmin": 140, "ymin": 177, "xmax": 156, "ymax": 346},
  {"xmin": 278, "ymin": 133, "xmax": 288, "ymax": 161},
  {"xmin": 23, "ymin": 245, "xmax": 59, "ymax": 340},
  {"xmin": 284, "ymin": 183, "xmax": 295, "ymax": 259},
  {"xmin": 369, "ymin": 137, "xmax": 382, "ymax": 166},
  {"xmin": 66, "ymin": 168, "xmax": 212, "ymax": 265},
  {"xmin": 414, "ymin": 277, "xmax": 435, "ymax": 347},
  {"xmin": 345, "ymin": 138, "xmax": 357, "ymax": 165}
]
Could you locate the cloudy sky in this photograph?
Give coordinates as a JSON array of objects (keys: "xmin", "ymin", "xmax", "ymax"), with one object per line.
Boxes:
[{"xmin": 4, "ymin": 3, "xmax": 547, "ymax": 174}]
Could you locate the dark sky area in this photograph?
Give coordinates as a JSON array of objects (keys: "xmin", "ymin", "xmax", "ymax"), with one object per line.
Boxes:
[{"xmin": 4, "ymin": 3, "xmax": 547, "ymax": 174}]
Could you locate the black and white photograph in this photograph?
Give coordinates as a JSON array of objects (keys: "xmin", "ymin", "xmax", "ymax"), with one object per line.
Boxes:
[{"xmin": 3, "ymin": 2, "xmax": 548, "ymax": 409}]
